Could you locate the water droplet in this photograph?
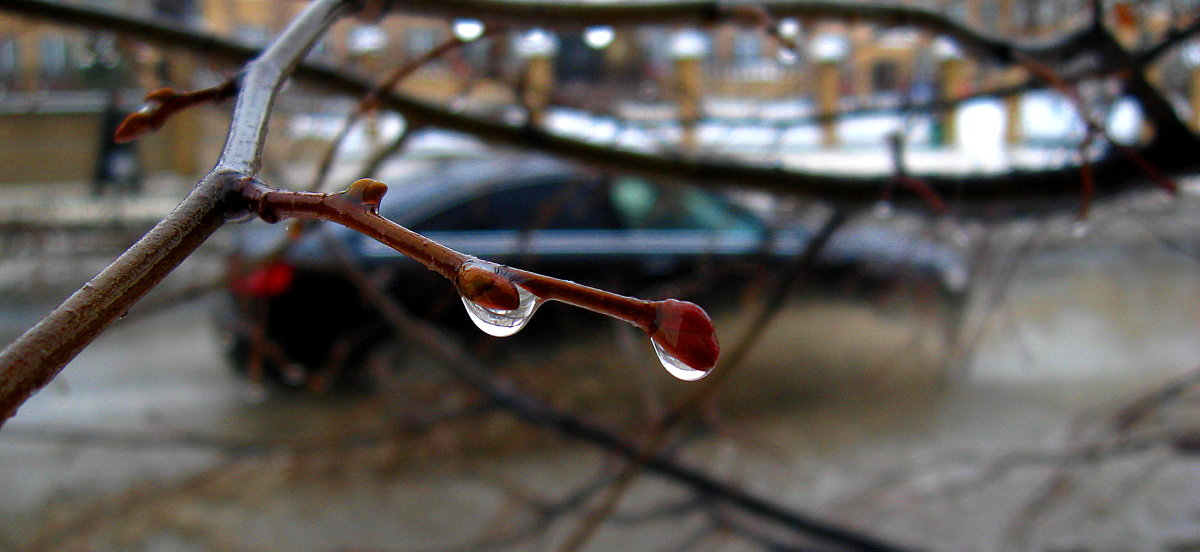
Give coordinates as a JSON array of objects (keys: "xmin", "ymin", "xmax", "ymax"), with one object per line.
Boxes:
[
  {"xmin": 652, "ymin": 339, "xmax": 709, "ymax": 381},
  {"xmin": 584, "ymin": 26, "xmax": 615, "ymax": 50},
  {"xmin": 776, "ymin": 48, "xmax": 799, "ymax": 66},
  {"xmin": 872, "ymin": 200, "xmax": 894, "ymax": 220},
  {"xmin": 1071, "ymin": 220, "xmax": 1090, "ymax": 238},
  {"xmin": 452, "ymin": 19, "xmax": 485, "ymax": 42},
  {"xmin": 648, "ymin": 299, "xmax": 719, "ymax": 381},
  {"xmin": 461, "ymin": 285, "xmax": 542, "ymax": 337}
]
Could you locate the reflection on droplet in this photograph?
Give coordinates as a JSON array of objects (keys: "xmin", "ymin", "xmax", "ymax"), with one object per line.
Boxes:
[
  {"xmin": 872, "ymin": 200, "xmax": 894, "ymax": 220},
  {"xmin": 461, "ymin": 285, "xmax": 542, "ymax": 337},
  {"xmin": 584, "ymin": 26, "xmax": 615, "ymax": 49},
  {"xmin": 652, "ymin": 339, "xmax": 709, "ymax": 381},
  {"xmin": 1071, "ymin": 220, "xmax": 1090, "ymax": 238},
  {"xmin": 776, "ymin": 48, "xmax": 799, "ymax": 65}
]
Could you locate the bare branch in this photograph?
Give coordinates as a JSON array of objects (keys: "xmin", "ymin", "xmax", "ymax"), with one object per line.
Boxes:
[
  {"xmin": 0, "ymin": 0, "xmax": 352, "ymax": 425},
  {"xmin": 242, "ymin": 179, "xmax": 720, "ymax": 374}
]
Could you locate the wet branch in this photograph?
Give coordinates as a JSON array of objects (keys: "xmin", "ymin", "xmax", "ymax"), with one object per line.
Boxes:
[
  {"xmin": 242, "ymin": 179, "xmax": 720, "ymax": 374},
  {"xmin": 0, "ymin": 0, "xmax": 352, "ymax": 425}
]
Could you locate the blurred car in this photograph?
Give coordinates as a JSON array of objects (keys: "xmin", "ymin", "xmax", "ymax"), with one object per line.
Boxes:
[{"xmin": 218, "ymin": 154, "xmax": 968, "ymax": 389}]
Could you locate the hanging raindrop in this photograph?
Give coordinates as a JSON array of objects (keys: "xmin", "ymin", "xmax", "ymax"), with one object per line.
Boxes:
[
  {"xmin": 648, "ymin": 299, "xmax": 719, "ymax": 381},
  {"xmin": 652, "ymin": 339, "xmax": 709, "ymax": 381},
  {"xmin": 461, "ymin": 284, "xmax": 542, "ymax": 337}
]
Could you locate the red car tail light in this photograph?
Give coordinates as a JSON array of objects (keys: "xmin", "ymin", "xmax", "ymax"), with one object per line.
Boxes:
[{"xmin": 231, "ymin": 259, "xmax": 295, "ymax": 298}]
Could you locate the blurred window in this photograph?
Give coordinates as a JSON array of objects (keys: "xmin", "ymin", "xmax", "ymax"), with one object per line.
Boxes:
[
  {"xmin": 0, "ymin": 40, "xmax": 17, "ymax": 83},
  {"xmin": 732, "ymin": 29, "xmax": 763, "ymax": 67},
  {"xmin": 406, "ymin": 27, "xmax": 441, "ymax": 60},
  {"xmin": 348, "ymin": 25, "xmax": 387, "ymax": 55},
  {"xmin": 39, "ymin": 36, "xmax": 68, "ymax": 77},
  {"xmin": 609, "ymin": 177, "xmax": 762, "ymax": 232},
  {"xmin": 871, "ymin": 60, "xmax": 899, "ymax": 94},
  {"xmin": 461, "ymin": 38, "xmax": 490, "ymax": 69},
  {"xmin": 415, "ymin": 179, "xmax": 616, "ymax": 232}
]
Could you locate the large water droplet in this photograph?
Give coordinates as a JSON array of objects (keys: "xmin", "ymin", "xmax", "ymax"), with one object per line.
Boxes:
[
  {"xmin": 461, "ymin": 285, "xmax": 542, "ymax": 337},
  {"xmin": 652, "ymin": 339, "xmax": 709, "ymax": 381},
  {"xmin": 648, "ymin": 299, "xmax": 719, "ymax": 381}
]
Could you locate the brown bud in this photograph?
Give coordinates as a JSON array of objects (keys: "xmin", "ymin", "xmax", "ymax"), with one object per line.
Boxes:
[
  {"xmin": 458, "ymin": 263, "xmax": 521, "ymax": 311},
  {"xmin": 344, "ymin": 178, "xmax": 389, "ymax": 210}
]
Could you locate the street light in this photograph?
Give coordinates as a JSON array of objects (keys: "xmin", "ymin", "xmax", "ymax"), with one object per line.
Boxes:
[
  {"xmin": 516, "ymin": 28, "xmax": 559, "ymax": 58},
  {"xmin": 669, "ymin": 29, "xmax": 709, "ymax": 60},
  {"xmin": 452, "ymin": 19, "xmax": 485, "ymax": 43},
  {"xmin": 809, "ymin": 34, "xmax": 848, "ymax": 63},
  {"xmin": 584, "ymin": 26, "xmax": 615, "ymax": 50}
]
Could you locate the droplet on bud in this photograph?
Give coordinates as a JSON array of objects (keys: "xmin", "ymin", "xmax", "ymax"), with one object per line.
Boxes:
[
  {"xmin": 457, "ymin": 263, "xmax": 541, "ymax": 337},
  {"xmin": 344, "ymin": 178, "xmax": 388, "ymax": 211},
  {"xmin": 461, "ymin": 286, "xmax": 542, "ymax": 338},
  {"xmin": 458, "ymin": 262, "xmax": 520, "ymax": 311},
  {"xmin": 648, "ymin": 299, "xmax": 719, "ymax": 381}
]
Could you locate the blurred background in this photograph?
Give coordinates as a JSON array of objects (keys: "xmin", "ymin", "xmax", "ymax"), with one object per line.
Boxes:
[{"xmin": 3, "ymin": 0, "xmax": 1200, "ymax": 550}]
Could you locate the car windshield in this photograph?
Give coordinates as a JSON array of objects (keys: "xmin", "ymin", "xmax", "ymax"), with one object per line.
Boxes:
[
  {"xmin": 412, "ymin": 177, "xmax": 616, "ymax": 232},
  {"xmin": 608, "ymin": 176, "xmax": 763, "ymax": 233}
]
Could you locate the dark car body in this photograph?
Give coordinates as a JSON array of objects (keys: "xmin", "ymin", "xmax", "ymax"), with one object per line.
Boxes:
[{"xmin": 220, "ymin": 155, "xmax": 966, "ymax": 388}]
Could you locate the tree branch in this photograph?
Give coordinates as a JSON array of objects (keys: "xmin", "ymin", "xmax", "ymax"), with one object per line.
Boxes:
[{"xmin": 0, "ymin": 0, "xmax": 353, "ymax": 425}]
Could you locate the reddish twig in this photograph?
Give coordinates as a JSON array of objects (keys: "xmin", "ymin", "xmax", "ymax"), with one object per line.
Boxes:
[
  {"xmin": 242, "ymin": 178, "xmax": 720, "ymax": 375},
  {"xmin": 114, "ymin": 79, "xmax": 239, "ymax": 143}
]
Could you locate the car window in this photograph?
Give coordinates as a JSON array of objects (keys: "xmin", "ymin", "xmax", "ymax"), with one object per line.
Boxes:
[
  {"xmin": 609, "ymin": 176, "xmax": 763, "ymax": 232},
  {"xmin": 413, "ymin": 178, "xmax": 617, "ymax": 232}
]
